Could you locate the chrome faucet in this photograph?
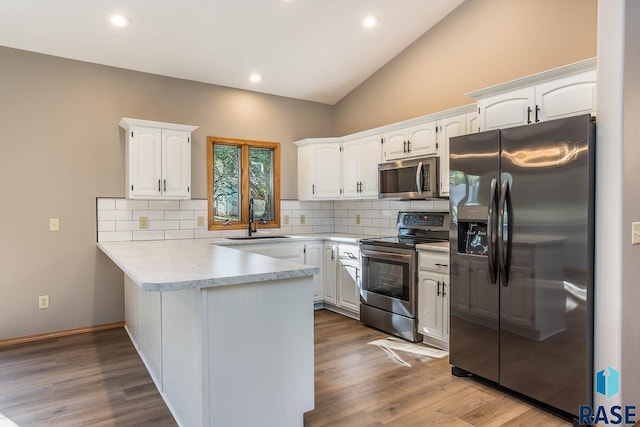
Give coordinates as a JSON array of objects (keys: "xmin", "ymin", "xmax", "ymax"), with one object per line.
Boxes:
[{"xmin": 248, "ymin": 197, "xmax": 256, "ymax": 236}]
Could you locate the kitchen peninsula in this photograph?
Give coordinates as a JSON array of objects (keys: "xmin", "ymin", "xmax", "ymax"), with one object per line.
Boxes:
[{"xmin": 97, "ymin": 239, "xmax": 318, "ymax": 427}]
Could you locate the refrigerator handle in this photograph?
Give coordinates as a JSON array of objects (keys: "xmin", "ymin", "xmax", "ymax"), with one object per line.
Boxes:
[
  {"xmin": 487, "ymin": 178, "xmax": 498, "ymax": 284},
  {"xmin": 498, "ymin": 178, "xmax": 513, "ymax": 287},
  {"xmin": 415, "ymin": 162, "xmax": 423, "ymax": 194}
]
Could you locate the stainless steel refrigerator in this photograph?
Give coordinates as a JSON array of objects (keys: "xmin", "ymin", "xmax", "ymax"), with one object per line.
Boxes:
[{"xmin": 448, "ymin": 114, "xmax": 594, "ymax": 417}]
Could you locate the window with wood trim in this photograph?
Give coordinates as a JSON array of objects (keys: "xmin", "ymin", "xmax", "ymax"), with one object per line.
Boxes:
[{"xmin": 207, "ymin": 137, "xmax": 280, "ymax": 230}]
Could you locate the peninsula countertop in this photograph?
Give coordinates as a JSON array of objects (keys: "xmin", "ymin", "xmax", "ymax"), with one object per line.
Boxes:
[{"xmin": 98, "ymin": 238, "xmax": 319, "ymax": 292}]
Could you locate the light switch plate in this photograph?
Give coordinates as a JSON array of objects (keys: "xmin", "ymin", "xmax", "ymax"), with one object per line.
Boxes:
[
  {"xmin": 197, "ymin": 216, "xmax": 205, "ymax": 227},
  {"xmin": 633, "ymin": 222, "xmax": 640, "ymax": 245},
  {"xmin": 356, "ymin": 214, "xmax": 361, "ymax": 225},
  {"xmin": 49, "ymin": 218, "xmax": 60, "ymax": 232},
  {"xmin": 300, "ymin": 215, "xmax": 305, "ymax": 225},
  {"xmin": 283, "ymin": 215, "xmax": 289, "ymax": 225}
]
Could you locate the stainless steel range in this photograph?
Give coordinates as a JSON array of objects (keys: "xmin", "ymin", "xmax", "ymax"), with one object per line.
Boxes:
[{"xmin": 359, "ymin": 211, "xmax": 449, "ymax": 342}]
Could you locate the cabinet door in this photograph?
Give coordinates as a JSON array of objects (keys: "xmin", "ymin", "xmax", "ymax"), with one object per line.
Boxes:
[
  {"xmin": 478, "ymin": 87, "xmax": 535, "ymax": 131},
  {"xmin": 438, "ymin": 115, "xmax": 467, "ymax": 197},
  {"xmin": 466, "ymin": 112, "xmax": 479, "ymax": 134},
  {"xmin": 359, "ymin": 135, "xmax": 382, "ymax": 197},
  {"xmin": 382, "ymin": 129, "xmax": 408, "ymax": 161},
  {"xmin": 162, "ymin": 130, "xmax": 191, "ymax": 199},
  {"xmin": 406, "ymin": 121, "xmax": 437, "ymax": 158},
  {"xmin": 336, "ymin": 261, "xmax": 360, "ymax": 313},
  {"xmin": 323, "ymin": 244, "xmax": 337, "ymax": 305},
  {"xmin": 418, "ymin": 271, "xmax": 443, "ymax": 339},
  {"xmin": 310, "ymin": 144, "xmax": 342, "ymax": 199},
  {"xmin": 535, "ymin": 70, "xmax": 597, "ymax": 122},
  {"xmin": 129, "ymin": 126, "xmax": 162, "ymax": 198},
  {"xmin": 341, "ymin": 140, "xmax": 361, "ymax": 198},
  {"xmin": 442, "ymin": 275, "xmax": 450, "ymax": 342},
  {"xmin": 305, "ymin": 243, "xmax": 324, "ymax": 303}
]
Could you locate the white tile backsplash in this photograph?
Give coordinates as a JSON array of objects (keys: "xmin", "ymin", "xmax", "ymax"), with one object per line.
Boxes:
[
  {"xmin": 149, "ymin": 200, "xmax": 180, "ymax": 211},
  {"xmin": 97, "ymin": 197, "xmax": 449, "ymax": 242},
  {"xmin": 116, "ymin": 200, "xmax": 149, "ymax": 211}
]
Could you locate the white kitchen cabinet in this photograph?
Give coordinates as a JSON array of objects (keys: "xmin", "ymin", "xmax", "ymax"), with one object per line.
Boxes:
[
  {"xmin": 437, "ymin": 113, "xmax": 468, "ymax": 197},
  {"xmin": 472, "ymin": 60, "xmax": 596, "ymax": 131},
  {"xmin": 417, "ymin": 247, "xmax": 449, "ymax": 350},
  {"xmin": 304, "ymin": 242, "xmax": 324, "ymax": 303},
  {"xmin": 119, "ymin": 118, "xmax": 198, "ymax": 200},
  {"xmin": 383, "ymin": 120, "xmax": 437, "ymax": 161},
  {"xmin": 297, "ymin": 140, "xmax": 342, "ymax": 200},
  {"xmin": 324, "ymin": 243, "xmax": 337, "ymax": 305},
  {"xmin": 335, "ymin": 244, "xmax": 360, "ymax": 314},
  {"xmin": 342, "ymin": 134, "xmax": 382, "ymax": 198}
]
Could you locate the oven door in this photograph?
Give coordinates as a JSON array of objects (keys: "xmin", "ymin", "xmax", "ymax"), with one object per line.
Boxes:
[{"xmin": 360, "ymin": 245, "xmax": 417, "ymax": 318}]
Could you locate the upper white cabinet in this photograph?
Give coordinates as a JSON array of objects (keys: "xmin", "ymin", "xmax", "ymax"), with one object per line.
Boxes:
[
  {"xmin": 297, "ymin": 139, "xmax": 342, "ymax": 200},
  {"xmin": 437, "ymin": 113, "xmax": 469, "ymax": 197},
  {"xmin": 120, "ymin": 118, "xmax": 198, "ymax": 200},
  {"xmin": 471, "ymin": 58, "xmax": 596, "ymax": 131},
  {"xmin": 382, "ymin": 121, "xmax": 437, "ymax": 161},
  {"xmin": 342, "ymin": 134, "xmax": 382, "ymax": 198}
]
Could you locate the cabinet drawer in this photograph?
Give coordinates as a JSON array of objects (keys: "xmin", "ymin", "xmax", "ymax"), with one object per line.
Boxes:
[{"xmin": 419, "ymin": 251, "xmax": 449, "ymax": 272}]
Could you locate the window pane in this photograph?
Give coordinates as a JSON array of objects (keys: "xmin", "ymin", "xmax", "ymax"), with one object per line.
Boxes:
[
  {"xmin": 249, "ymin": 147, "xmax": 274, "ymax": 221},
  {"xmin": 213, "ymin": 144, "xmax": 241, "ymax": 222}
]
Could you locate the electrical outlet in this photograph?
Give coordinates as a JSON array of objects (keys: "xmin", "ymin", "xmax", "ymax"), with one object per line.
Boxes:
[
  {"xmin": 356, "ymin": 214, "xmax": 361, "ymax": 225},
  {"xmin": 197, "ymin": 216, "xmax": 205, "ymax": 227},
  {"xmin": 139, "ymin": 216, "xmax": 149, "ymax": 230},
  {"xmin": 283, "ymin": 215, "xmax": 289, "ymax": 225},
  {"xmin": 39, "ymin": 295, "xmax": 49, "ymax": 309},
  {"xmin": 49, "ymin": 218, "xmax": 60, "ymax": 232},
  {"xmin": 633, "ymin": 222, "xmax": 640, "ymax": 245},
  {"xmin": 300, "ymin": 215, "xmax": 305, "ymax": 225}
]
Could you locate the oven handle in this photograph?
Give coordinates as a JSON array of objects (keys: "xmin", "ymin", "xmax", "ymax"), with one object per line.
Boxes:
[
  {"xmin": 361, "ymin": 249, "xmax": 413, "ymax": 261},
  {"xmin": 415, "ymin": 161, "xmax": 424, "ymax": 194}
]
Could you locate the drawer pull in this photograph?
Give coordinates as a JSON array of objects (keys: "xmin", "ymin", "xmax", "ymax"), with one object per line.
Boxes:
[{"xmin": 435, "ymin": 263, "xmax": 448, "ymax": 268}]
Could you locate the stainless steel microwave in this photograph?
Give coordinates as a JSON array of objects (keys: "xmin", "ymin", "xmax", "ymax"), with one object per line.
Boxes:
[{"xmin": 378, "ymin": 157, "xmax": 440, "ymax": 199}]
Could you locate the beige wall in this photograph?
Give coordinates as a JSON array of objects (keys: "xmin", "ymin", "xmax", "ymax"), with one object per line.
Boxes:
[
  {"xmin": 333, "ymin": 0, "xmax": 598, "ymax": 135},
  {"xmin": 0, "ymin": 46, "xmax": 332, "ymax": 340}
]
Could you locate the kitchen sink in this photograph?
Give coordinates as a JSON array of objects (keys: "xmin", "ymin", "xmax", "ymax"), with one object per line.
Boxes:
[{"xmin": 226, "ymin": 235, "xmax": 292, "ymax": 240}]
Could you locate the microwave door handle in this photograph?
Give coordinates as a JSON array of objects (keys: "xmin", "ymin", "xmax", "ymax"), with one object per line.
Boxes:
[{"xmin": 416, "ymin": 162, "xmax": 423, "ymax": 195}]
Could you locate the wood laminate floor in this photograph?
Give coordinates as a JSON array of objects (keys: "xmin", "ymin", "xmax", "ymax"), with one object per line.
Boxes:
[{"xmin": 0, "ymin": 310, "xmax": 570, "ymax": 426}]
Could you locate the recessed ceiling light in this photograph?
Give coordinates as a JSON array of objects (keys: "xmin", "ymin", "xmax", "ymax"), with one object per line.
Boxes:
[
  {"xmin": 110, "ymin": 14, "xmax": 131, "ymax": 28},
  {"xmin": 249, "ymin": 73, "xmax": 262, "ymax": 83},
  {"xmin": 363, "ymin": 16, "xmax": 378, "ymax": 28}
]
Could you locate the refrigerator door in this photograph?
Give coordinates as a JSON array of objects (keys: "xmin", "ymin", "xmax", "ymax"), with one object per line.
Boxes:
[
  {"xmin": 449, "ymin": 130, "xmax": 500, "ymax": 383},
  {"xmin": 499, "ymin": 114, "xmax": 594, "ymax": 415}
]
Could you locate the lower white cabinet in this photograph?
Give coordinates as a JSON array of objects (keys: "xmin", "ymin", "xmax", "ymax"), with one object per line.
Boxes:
[
  {"xmin": 417, "ymin": 248, "xmax": 450, "ymax": 350},
  {"xmin": 323, "ymin": 243, "xmax": 337, "ymax": 305},
  {"xmin": 322, "ymin": 242, "xmax": 360, "ymax": 317},
  {"xmin": 304, "ymin": 242, "xmax": 324, "ymax": 303},
  {"xmin": 335, "ymin": 244, "xmax": 360, "ymax": 314}
]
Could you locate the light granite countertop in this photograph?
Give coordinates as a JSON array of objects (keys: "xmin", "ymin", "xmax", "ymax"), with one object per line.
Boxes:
[
  {"xmin": 98, "ymin": 239, "xmax": 319, "ymax": 292},
  {"xmin": 210, "ymin": 233, "xmax": 362, "ymax": 246}
]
